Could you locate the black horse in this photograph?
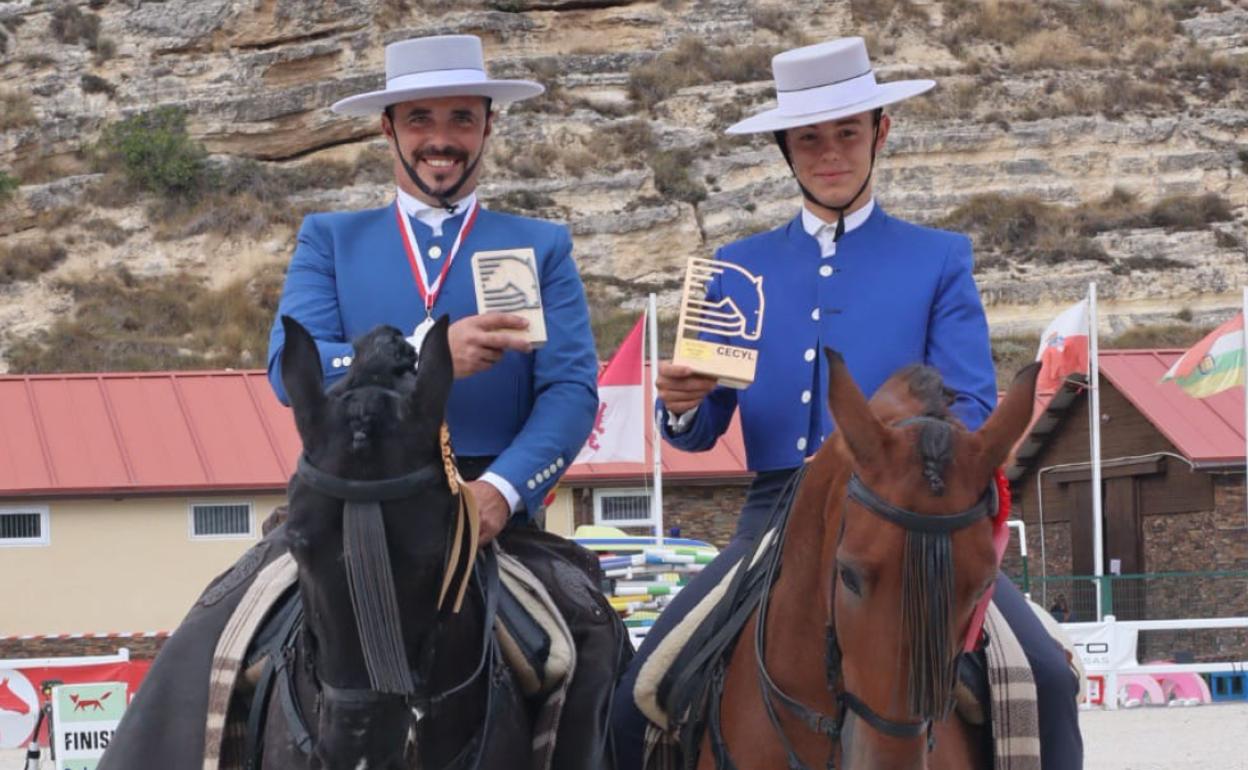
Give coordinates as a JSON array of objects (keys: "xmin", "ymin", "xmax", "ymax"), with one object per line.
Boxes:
[
  {"xmin": 104, "ymin": 317, "xmax": 621, "ymax": 769},
  {"xmin": 256, "ymin": 315, "xmax": 533, "ymax": 768}
]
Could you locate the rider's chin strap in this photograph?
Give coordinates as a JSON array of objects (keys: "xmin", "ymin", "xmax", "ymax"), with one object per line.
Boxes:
[
  {"xmin": 773, "ymin": 111, "xmax": 881, "ymax": 243},
  {"xmin": 385, "ymin": 103, "xmax": 490, "ymax": 213},
  {"xmin": 438, "ymin": 423, "xmax": 480, "ymax": 614}
]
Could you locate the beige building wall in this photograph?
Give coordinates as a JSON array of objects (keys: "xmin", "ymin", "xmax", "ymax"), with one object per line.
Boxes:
[
  {"xmin": 0, "ymin": 494, "xmax": 285, "ymax": 635},
  {"xmin": 544, "ymin": 488, "xmax": 575, "ymax": 536}
]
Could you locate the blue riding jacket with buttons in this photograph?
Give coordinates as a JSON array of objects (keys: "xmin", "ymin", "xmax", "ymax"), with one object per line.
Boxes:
[
  {"xmin": 266, "ymin": 203, "xmax": 599, "ymax": 518},
  {"xmin": 660, "ymin": 205, "xmax": 997, "ymax": 470}
]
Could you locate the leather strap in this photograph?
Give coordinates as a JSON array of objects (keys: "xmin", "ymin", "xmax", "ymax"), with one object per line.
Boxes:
[{"xmin": 296, "ymin": 455, "xmax": 442, "ymax": 502}]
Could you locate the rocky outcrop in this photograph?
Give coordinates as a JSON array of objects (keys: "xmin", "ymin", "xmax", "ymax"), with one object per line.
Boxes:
[{"xmin": 0, "ymin": 0, "xmax": 1246, "ymax": 370}]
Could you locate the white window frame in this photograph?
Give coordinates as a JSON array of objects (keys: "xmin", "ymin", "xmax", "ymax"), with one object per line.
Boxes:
[
  {"xmin": 188, "ymin": 500, "xmax": 255, "ymax": 540},
  {"xmin": 592, "ymin": 488, "xmax": 654, "ymax": 527},
  {"xmin": 0, "ymin": 505, "xmax": 50, "ymax": 547}
]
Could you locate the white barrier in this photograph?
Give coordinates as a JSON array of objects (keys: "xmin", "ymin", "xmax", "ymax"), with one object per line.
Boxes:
[{"xmin": 1062, "ymin": 615, "xmax": 1248, "ymax": 710}]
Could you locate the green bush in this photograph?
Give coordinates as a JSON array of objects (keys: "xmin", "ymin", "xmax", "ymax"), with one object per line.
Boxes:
[
  {"xmin": 97, "ymin": 107, "xmax": 209, "ymax": 199},
  {"xmin": 0, "ymin": 170, "xmax": 18, "ymax": 203}
]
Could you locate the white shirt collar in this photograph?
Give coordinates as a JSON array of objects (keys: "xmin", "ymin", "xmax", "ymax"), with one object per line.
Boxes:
[
  {"xmin": 396, "ymin": 187, "xmax": 477, "ymax": 237},
  {"xmin": 801, "ymin": 198, "xmax": 875, "ymax": 241}
]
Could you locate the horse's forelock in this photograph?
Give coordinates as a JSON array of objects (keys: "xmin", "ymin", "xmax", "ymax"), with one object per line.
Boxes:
[{"xmin": 897, "ymin": 364, "xmax": 954, "ymax": 419}]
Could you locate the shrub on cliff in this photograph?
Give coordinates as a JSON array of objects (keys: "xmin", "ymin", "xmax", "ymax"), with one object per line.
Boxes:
[
  {"xmin": 0, "ymin": 242, "xmax": 67, "ymax": 285},
  {"xmin": 0, "ymin": 170, "xmax": 18, "ymax": 204},
  {"xmin": 97, "ymin": 107, "xmax": 209, "ymax": 199},
  {"xmin": 651, "ymin": 148, "xmax": 706, "ymax": 204},
  {"xmin": 6, "ymin": 263, "xmax": 286, "ymax": 373},
  {"xmin": 628, "ymin": 38, "xmax": 775, "ymax": 110}
]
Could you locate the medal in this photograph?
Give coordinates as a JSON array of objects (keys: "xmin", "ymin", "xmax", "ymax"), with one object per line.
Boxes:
[
  {"xmin": 395, "ymin": 198, "xmax": 480, "ymax": 318},
  {"xmin": 408, "ymin": 315, "xmax": 436, "ymax": 356}
]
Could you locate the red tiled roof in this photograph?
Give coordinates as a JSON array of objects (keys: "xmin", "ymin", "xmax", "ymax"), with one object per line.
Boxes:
[
  {"xmin": 0, "ymin": 367, "xmax": 750, "ymax": 497},
  {"xmin": 0, "ymin": 371, "xmax": 301, "ymax": 497},
  {"xmin": 1008, "ymin": 350, "xmax": 1247, "ymax": 481},
  {"xmin": 1098, "ymin": 349, "xmax": 1245, "ymax": 468}
]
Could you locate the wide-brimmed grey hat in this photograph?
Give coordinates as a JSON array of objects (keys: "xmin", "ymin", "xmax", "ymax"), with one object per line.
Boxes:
[
  {"xmin": 727, "ymin": 37, "xmax": 934, "ymax": 134},
  {"xmin": 331, "ymin": 35, "xmax": 544, "ymax": 117}
]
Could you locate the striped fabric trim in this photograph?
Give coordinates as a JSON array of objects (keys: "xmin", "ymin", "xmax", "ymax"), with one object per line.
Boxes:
[{"xmin": 984, "ymin": 603, "xmax": 1042, "ymax": 770}]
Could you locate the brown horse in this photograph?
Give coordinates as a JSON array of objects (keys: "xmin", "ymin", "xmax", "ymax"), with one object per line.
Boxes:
[{"xmin": 705, "ymin": 352, "xmax": 1038, "ymax": 769}]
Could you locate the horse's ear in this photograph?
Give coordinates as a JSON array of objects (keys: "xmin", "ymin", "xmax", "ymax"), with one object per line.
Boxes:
[
  {"xmin": 280, "ymin": 315, "xmax": 326, "ymax": 420},
  {"xmin": 825, "ymin": 348, "xmax": 889, "ymax": 466},
  {"xmin": 974, "ymin": 361, "xmax": 1040, "ymax": 469},
  {"xmin": 411, "ymin": 315, "xmax": 454, "ymax": 416}
]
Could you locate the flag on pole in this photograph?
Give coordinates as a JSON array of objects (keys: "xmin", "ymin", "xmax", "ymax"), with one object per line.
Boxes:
[
  {"xmin": 1035, "ymin": 299, "xmax": 1090, "ymax": 392},
  {"xmin": 1161, "ymin": 313, "xmax": 1245, "ymax": 398},
  {"xmin": 575, "ymin": 314, "xmax": 646, "ymax": 464}
]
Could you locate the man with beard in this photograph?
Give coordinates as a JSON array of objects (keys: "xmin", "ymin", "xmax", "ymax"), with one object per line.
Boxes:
[
  {"xmin": 267, "ymin": 34, "xmax": 598, "ymax": 544},
  {"xmin": 266, "ymin": 35, "xmax": 624, "ymax": 768}
]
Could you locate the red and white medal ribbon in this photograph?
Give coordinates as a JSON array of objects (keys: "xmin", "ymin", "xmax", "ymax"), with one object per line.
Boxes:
[{"xmin": 395, "ymin": 197, "xmax": 480, "ymax": 318}]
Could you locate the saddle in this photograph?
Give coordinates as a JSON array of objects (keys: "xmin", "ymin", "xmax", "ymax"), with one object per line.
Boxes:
[
  {"xmin": 634, "ymin": 470, "xmax": 808, "ymax": 765},
  {"xmin": 211, "ymin": 536, "xmax": 586, "ymax": 770}
]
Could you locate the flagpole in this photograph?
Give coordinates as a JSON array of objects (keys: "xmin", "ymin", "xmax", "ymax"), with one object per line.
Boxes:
[
  {"xmin": 1089, "ymin": 281, "xmax": 1105, "ymax": 620},
  {"xmin": 648, "ymin": 293, "xmax": 664, "ymax": 544},
  {"xmin": 1242, "ymin": 286, "xmax": 1247, "ymax": 529}
]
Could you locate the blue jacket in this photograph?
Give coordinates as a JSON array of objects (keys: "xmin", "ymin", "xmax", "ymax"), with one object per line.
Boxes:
[
  {"xmin": 661, "ymin": 206, "xmax": 996, "ymax": 471},
  {"xmin": 266, "ymin": 203, "xmax": 599, "ymax": 516}
]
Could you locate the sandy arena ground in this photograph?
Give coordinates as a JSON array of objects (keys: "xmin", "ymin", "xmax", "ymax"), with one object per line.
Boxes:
[{"xmin": 2, "ymin": 703, "xmax": 1246, "ymax": 768}]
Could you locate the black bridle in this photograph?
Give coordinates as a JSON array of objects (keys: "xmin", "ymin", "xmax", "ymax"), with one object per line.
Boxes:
[
  {"xmin": 739, "ymin": 467, "xmax": 996, "ymax": 769},
  {"xmin": 834, "ymin": 474, "xmax": 997, "ymax": 746},
  {"xmin": 286, "ymin": 454, "xmax": 500, "ymax": 770}
]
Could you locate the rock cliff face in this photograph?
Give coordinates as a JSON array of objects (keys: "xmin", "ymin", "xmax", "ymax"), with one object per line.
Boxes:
[{"xmin": 0, "ymin": 0, "xmax": 1245, "ymax": 370}]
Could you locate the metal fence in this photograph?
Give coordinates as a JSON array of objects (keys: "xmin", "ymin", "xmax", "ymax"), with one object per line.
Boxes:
[
  {"xmin": 1013, "ymin": 570, "xmax": 1248, "ymax": 662},
  {"xmin": 1010, "ymin": 570, "xmax": 1248, "ymax": 623}
]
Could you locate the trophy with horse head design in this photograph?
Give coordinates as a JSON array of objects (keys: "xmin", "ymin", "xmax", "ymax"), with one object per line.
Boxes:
[{"xmin": 673, "ymin": 258, "xmax": 764, "ymax": 388}]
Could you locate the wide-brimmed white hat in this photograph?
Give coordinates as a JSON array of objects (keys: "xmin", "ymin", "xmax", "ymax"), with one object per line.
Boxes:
[
  {"xmin": 331, "ymin": 35, "xmax": 544, "ymax": 117},
  {"xmin": 727, "ymin": 37, "xmax": 934, "ymax": 134}
]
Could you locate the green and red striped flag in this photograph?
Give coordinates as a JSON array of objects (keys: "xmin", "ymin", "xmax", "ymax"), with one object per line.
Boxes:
[{"xmin": 1161, "ymin": 313, "xmax": 1245, "ymax": 398}]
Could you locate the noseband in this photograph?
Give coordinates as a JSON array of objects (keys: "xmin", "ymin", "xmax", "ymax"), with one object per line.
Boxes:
[
  {"xmin": 749, "ymin": 467, "xmax": 996, "ymax": 769},
  {"xmin": 835, "ymin": 473, "xmax": 997, "ymax": 747},
  {"xmin": 294, "ymin": 424, "xmax": 481, "ymax": 697}
]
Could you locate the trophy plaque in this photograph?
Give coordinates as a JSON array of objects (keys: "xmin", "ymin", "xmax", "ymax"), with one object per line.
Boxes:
[
  {"xmin": 471, "ymin": 248, "xmax": 547, "ymax": 348},
  {"xmin": 673, "ymin": 257, "xmax": 765, "ymax": 389}
]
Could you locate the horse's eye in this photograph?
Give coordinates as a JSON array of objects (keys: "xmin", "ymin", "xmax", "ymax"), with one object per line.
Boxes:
[{"xmin": 840, "ymin": 566, "xmax": 861, "ymax": 596}]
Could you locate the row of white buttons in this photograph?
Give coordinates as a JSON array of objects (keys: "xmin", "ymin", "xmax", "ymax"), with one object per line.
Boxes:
[
  {"xmin": 804, "ymin": 260, "xmax": 833, "ymax": 451},
  {"xmin": 331, "ymin": 355, "xmax": 354, "ymax": 369},
  {"xmin": 524, "ymin": 456, "xmax": 565, "ymax": 489}
]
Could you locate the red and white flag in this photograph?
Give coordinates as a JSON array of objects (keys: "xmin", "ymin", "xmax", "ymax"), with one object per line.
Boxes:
[
  {"xmin": 1035, "ymin": 299, "xmax": 1090, "ymax": 392},
  {"xmin": 575, "ymin": 314, "xmax": 646, "ymax": 464}
]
